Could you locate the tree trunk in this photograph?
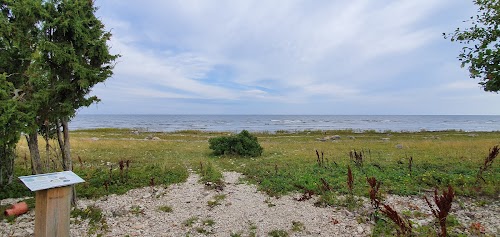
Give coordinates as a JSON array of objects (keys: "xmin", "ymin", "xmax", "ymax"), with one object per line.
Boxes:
[
  {"xmin": 0, "ymin": 145, "xmax": 15, "ymax": 188},
  {"xmin": 26, "ymin": 132, "xmax": 43, "ymax": 174},
  {"xmin": 56, "ymin": 118, "xmax": 76, "ymax": 206},
  {"xmin": 44, "ymin": 127, "xmax": 51, "ymax": 172},
  {"xmin": 56, "ymin": 119, "xmax": 71, "ymax": 171}
]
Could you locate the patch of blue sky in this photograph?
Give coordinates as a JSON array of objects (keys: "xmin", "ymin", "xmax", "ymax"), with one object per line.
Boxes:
[{"xmin": 200, "ymin": 64, "xmax": 275, "ymax": 92}]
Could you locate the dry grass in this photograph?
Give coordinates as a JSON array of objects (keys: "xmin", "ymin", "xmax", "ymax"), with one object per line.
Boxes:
[{"xmin": 4, "ymin": 129, "xmax": 499, "ymax": 200}]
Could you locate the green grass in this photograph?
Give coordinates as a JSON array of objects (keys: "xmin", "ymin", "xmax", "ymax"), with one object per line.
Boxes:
[
  {"xmin": 268, "ymin": 229, "xmax": 289, "ymax": 237},
  {"xmin": 291, "ymin": 221, "xmax": 305, "ymax": 232},
  {"xmin": 183, "ymin": 216, "xmax": 199, "ymax": 227},
  {"xmin": 199, "ymin": 161, "xmax": 224, "ymax": 188},
  {"xmin": 1, "ymin": 129, "xmax": 498, "ymax": 202},
  {"xmin": 230, "ymin": 232, "xmax": 243, "ymax": 237},
  {"xmin": 208, "ymin": 194, "xmax": 226, "ymax": 207},
  {"xmin": 129, "ymin": 205, "xmax": 144, "ymax": 216},
  {"xmin": 158, "ymin": 205, "xmax": 173, "ymax": 213},
  {"xmin": 71, "ymin": 205, "xmax": 108, "ymax": 235},
  {"xmin": 202, "ymin": 218, "xmax": 215, "ymax": 226}
]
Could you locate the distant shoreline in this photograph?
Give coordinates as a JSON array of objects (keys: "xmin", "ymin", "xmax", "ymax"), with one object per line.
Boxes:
[
  {"xmin": 69, "ymin": 114, "xmax": 500, "ymax": 133},
  {"xmin": 75, "ymin": 114, "xmax": 500, "ymax": 116}
]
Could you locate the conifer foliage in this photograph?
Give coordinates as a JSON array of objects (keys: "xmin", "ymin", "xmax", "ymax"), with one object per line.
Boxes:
[{"xmin": 0, "ymin": 0, "xmax": 118, "ymax": 189}]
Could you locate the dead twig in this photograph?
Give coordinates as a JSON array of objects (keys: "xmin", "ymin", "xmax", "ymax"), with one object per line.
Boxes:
[
  {"xmin": 424, "ymin": 185, "xmax": 455, "ymax": 237},
  {"xmin": 367, "ymin": 176, "xmax": 381, "ymax": 211},
  {"xmin": 347, "ymin": 165, "xmax": 353, "ymax": 196},
  {"xmin": 380, "ymin": 203, "xmax": 413, "ymax": 236},
  {"xmin": 476, "ymin": 145, "xmax": 498, "ymax": 184}
]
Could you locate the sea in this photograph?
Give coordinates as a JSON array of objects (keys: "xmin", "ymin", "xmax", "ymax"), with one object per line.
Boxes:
[{"xmin": 69, "ymin": 115, "xmax": 500, "ymax": 133}]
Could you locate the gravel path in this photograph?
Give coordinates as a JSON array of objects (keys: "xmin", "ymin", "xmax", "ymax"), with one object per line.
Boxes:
[{"xmin": 1, "ymin": 171, "xmax": 498, "ymax": 236}]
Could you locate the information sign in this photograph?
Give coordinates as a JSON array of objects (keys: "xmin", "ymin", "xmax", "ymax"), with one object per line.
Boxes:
[{"xmin": 19, "ymin": 171, "xmax": 85, "ymax": 192}]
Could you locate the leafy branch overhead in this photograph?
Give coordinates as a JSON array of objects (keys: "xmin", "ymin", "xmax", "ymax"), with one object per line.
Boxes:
[{"xmin": 445, "ymin": 0, "xmax": 500, "ymax": 92}]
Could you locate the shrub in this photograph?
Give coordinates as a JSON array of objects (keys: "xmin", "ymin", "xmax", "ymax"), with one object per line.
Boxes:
[{"xmin": 209, "ymin": 130, "xmax": 263, "ymax": 157}]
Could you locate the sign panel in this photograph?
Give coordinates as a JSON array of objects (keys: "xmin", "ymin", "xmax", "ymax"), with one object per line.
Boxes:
[{"xmin": 19, "ymin": 171, "xmax": 85, "ymax": 191}]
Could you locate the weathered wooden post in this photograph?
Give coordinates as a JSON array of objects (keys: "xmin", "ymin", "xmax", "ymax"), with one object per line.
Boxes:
[{"xmin": 19, "ymin": 171, "xmax": 85, "ymax": 237}]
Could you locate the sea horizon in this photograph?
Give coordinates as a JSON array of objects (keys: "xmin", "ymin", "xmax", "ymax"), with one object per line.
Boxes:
[
  {"xmin": 69, "ymin": 114, "xmax": 500, "ymax": 133},
  {"xmin": 75, "ymin": 113, "xmax": 500, "ymax": 116}
]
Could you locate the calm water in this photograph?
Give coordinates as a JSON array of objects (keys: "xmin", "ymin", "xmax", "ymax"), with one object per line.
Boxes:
[{"xmin": 69, "ymin": 115, "xmax": 500, "ymax": 132}]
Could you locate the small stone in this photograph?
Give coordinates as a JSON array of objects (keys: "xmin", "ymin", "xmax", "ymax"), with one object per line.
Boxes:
[
  {"xmin": 465, "ymin": 212, "xmax": 476, "ymax": 218},
  {"xmin": 395, "ymin": 144, "xmax": 403, "ymax": 149},
  {"xmin": 26, "ymin": 228, "xmax": 34, "ymax": 235},
  {"xmin": 112, "ymin": 208, "xmax": 128, "ymax": 217},
  {"xmin": 17, "ymin": 222, "xmax": 30, "ymax": 228},
  {"xmin": 91, "ymin": 137, "xmax": 99, "ymax": 141},
  {"xmin": 152, "ymin": 137, "xmax": 161, "ymax": 140},
  {"xmin": 357, "ymin": 226, "xmax": 363, "ymax": 233},
  {"xmin": 142, "ymin": 193, "xmax": 151, "ymax": 198},
  {"xmin": 132, "ymin": 223, "xmax": 145, "ymax": 229}
]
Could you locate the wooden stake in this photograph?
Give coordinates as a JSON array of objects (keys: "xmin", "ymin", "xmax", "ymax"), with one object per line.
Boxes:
[{"xmin": 35, "ymin": 186, "xmax": 71, "ymax": 237}]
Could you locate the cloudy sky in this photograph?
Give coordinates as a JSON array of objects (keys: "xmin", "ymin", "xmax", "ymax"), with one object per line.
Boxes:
[{"xmin": 82, "ymin": 0, "xmax": 499, "ymax": 115}]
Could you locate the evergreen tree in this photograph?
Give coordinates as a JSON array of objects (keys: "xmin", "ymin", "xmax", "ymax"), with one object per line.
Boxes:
[
  {"xmin": 36, "ymin": 0, "xmax": 118, "ymax": 173},
  {"xmin": 0, "ymin": 0, "xmax": 42, "ymax": 186},
  {"xmin": 0, "ymin": 0, "xmax": 118, "ymax": 198}
]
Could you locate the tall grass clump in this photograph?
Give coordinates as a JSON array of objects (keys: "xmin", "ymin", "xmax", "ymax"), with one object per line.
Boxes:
[
  {"xmin": 76, "ymin": 162, "xmax": 188, "ymax": 199},
  {"xmin": 199, "ymin": 161, "xmax": 224, "ymax": 189}
]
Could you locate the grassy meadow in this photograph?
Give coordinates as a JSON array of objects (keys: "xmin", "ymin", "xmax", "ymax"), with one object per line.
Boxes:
[{"xmin": 2, "ymin": 128, "xmax": 498, "ymax": 201}]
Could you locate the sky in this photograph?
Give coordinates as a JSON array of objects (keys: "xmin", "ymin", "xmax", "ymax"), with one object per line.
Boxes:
[{"xmin": 81, "ymin": 0, "xmax": 500, "ymax": 115}]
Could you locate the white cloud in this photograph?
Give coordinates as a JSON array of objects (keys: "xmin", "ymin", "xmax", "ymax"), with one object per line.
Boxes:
[
  {"xmin": 303, "ymin": 83, "xmax": 360, "ymax": 97},
  {"xmin": 81, "ymin": 0, "xmax": 500, "ymax": 115},
  {"xmin": 108, "ymin": 37, "xmax": 239, "ymax": 100}
]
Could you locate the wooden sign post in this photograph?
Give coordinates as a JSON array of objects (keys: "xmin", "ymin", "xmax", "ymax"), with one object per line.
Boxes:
[{"xmin": 19, "ymin": 171, "xmax": 85, "ymax": 237}]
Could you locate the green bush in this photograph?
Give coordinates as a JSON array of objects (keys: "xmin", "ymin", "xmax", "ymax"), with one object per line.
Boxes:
[{"xmin": 208, "ymin": 130, "xmax": 263, "ymax": 157}]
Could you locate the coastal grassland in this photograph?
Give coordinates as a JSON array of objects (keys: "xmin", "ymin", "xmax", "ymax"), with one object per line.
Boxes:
[
  {"xmin": 1, "ymin": 129, "xmax": 498, "ymax": 201},
  {"xmin": 212, "ymin": 130, "xmax": 499, "ymax": 198}
]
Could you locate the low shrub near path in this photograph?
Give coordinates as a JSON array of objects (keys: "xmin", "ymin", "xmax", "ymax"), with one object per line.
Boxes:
[{"xmin": 209, "ymin": 130, "xmax": 264, "ymax": 157}]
